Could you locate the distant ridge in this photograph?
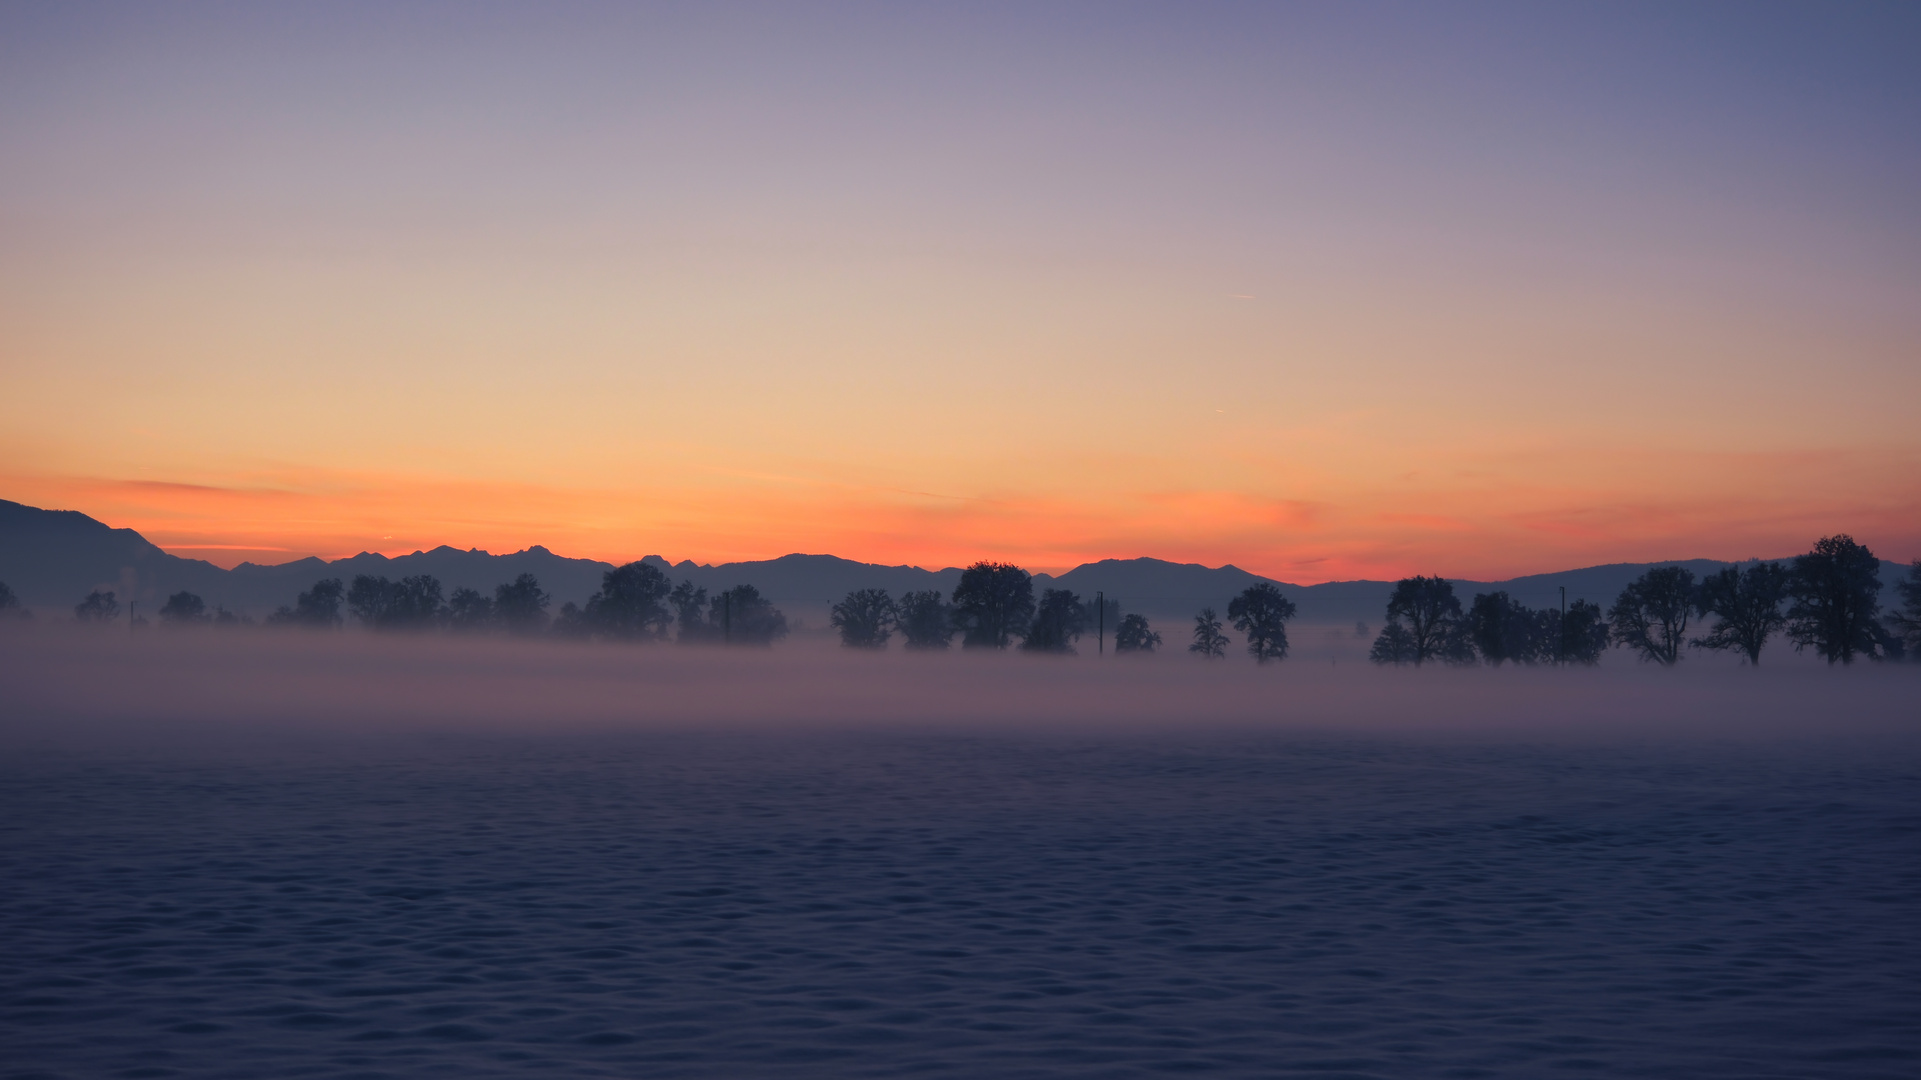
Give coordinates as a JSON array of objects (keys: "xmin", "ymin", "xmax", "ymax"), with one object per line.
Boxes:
[{"xmin": 0, "ymin": 498, "xmax": 1905, "ymax": 624}]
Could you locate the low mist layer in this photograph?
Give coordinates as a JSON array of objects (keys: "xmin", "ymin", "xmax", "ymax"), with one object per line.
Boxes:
[{"xmin": 4, "ymin": 626, "xmax": 1915, "ymax": 753}]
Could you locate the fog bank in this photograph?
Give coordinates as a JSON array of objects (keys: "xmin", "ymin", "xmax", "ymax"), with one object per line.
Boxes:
[{"xmin": 3, "ymin": 626, "xmax": 1915, "ymax": 753}]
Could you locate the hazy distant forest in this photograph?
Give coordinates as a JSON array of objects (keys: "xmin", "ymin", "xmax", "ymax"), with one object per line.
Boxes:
[{"xmin": 7, "ymin": 535, "xmax": 1918, "ymax": 668}]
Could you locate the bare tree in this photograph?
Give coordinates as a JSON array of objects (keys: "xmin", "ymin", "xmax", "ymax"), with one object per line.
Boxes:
[
  {"xmin": 1371, "ymin": 577, "xmax": 1463, "ymax": 666},
  {"xmin": 158, "ymin": 591, "xmax": 210, "ymax": 626},
  {"xmin": 1692, "ymin": 563, "xmax": 1789, "ymax": 665},
  {"xmin": 1228, "ymin": 583, "xmax": 1296, "ymax": 663},
  {"xmin": 348, "ymin": 575, "xmax": 446, "ymax": 632},
  {"xmin": 669, "ymin": 579, "xmax": 712, "ymax": 644},
  {"xmin": 1786, "ymin": 535, "xmax": 1885, "ymax": 664},
  {"xmin": 1548, "ymin": 600, "xmax": 1611, "ymax": 665},
  {"xmin": 74, "ymin": 590, "xmax": 119, "ymax": 623},
  {"xmin": 267, "ymin": 579, "xmax": 345, "ymax": 628},
  {"xmin": 1465, "ymin": 591, "xmax": 1538, "ymax": 665},
  {"xmin": 1114, "ymin": 613, "xmax": 1161, "ymax": 653},
  {"xmin": 1609, "ymin": 567, "xmax": 1697, "ymax": 665},
  {"xmin": 952, "ymin": 562, "xmax": 1034, "ymax": 649},
  {"xmin": 1368, "ymin": 622, "xmax": 1417, "ymax": 665},
  {"xmin": 494, "ymin": 574, "xmax": 551, "ymax": 636},
  {"xmin": 447, "ymin": 587, "xmax": 495, "ymax": 632},
  {"xmin": 1189, "ymin": 607, "xmax": 1229, "ymax": 659},
  {"xmin": 708, "ymin": 584, "xmax": 788, "ymax": 645},
  {"xmin": 897, "ymin": 590, "xmax": 956, "ymax": 649},
  {"xmin": 584, "ymin": 562, "xmax": 673, "ymax": 641},
  {"xmin": 832, "ymin": 588, "xmax": 897, "ymax": 648},
  {"xmin": 1022, "ymin": 589, "xmax": 1088, "ymax": 653}
]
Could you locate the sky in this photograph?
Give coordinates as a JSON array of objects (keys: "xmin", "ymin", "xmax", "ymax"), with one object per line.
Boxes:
[{"xmin": 2, "ymin": 1, "xmax": 1917, "ymax": 581}]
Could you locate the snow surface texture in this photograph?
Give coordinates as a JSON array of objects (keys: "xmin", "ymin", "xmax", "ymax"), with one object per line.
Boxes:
[{"xmin": 2, "ymin": 630, "xmax": 1918, "ymax": 1078}]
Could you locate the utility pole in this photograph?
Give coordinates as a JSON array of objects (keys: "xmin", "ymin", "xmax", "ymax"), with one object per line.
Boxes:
[
  {"xmin": 1097, "ymin": 591, "xmax": 1105, "ymax": 655},
  {"xmin": 724, "ymin": 592, "xmax": 732, "ymax": 645}
]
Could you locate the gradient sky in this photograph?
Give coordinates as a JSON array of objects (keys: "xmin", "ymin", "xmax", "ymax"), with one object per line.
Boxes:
[{"xmin": 3, "ymin": 1, "xmax": 1917, "ymax": 580}]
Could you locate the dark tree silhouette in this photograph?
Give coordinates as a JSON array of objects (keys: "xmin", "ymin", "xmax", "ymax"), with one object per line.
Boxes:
[
  {"xmin": 1609, "ymin": 567, "xmax": 1697, "ymax": 665},
  {"xmin": 551, "ymin": 601, "xmax": 590, "ymax": 639},
  {"xmin": 447, "ymin": 587, "xmax": 495, "ymax": 632},
  {"xmin": 1022, "ymin": 589, "xmax": 1088, "ymax": 653},
  {"xmin": 1522, "ymin": 606, "xmax": 1559, "ymax": 662},
  {"xmin": 669, "ymin": 579, "xmax": 713, "ymax": 644},
  {"xmin": 268, "ymin": 579, "xmax": 345, "ymax": 628},
  {"xmin": 584, "ymin": 562, "xmax": 673, "ymax": 641},
  {"xmin": 896, "ymin": 590, "xmax": 956, "ymax": 650},
  {"xmin": 1886, "ymin": 560, "xmax": 1921, "ymax": 660},
  {"xmin": 1465, "ymin": 591, "xmax": 1539, "ymax": 665},
  {"xmin": 831, "ymin": 588, "xmax": 897, "ymax": 648},
  {"xmin": 708, "ymin": 584, "xmax": 788, "ymax": 645},
  {"xmin": 0, "ymin": 581, "xmax": 28, "ymax": 620},
  {"xmin": 494, "ymin": 574, "xmax": 551, "ymax": 636},
  {"xmin": 1547, "ymin": 600, "xmax": 1611, "ymax": 665},
  {"xmin": 1786, "ymin": 535, "xmax": 1884, "ymax": 664},
  {"xmin": 348, "ymin": 574, "xmax": 446, "ymax": 631},
  {"xmin": 158, "ymin": 591, "xmax": 209, "ymax": 625},
  {"xmin": 1189, "ymin": 607, "xmax": 1229, "ymax": 659},
  {"xmin": 1368, "ymin": 621, "xmax": 1418, "ymax": 664},
  {"xmin": 1371, "ymin": 577, "xmax": 1462, "ymax": 666},
  {"xmin": 1114, "ymin": 613, "xmax": 1161, "ymax": 653},
  {"xmin": 1692, "ymin": 563, "xmax": 1789, "ymax": 665},
  {"xmin": 393, "ymin": 576, "xmax": 445, "ymax": 629},
  {"xmin": 74, "ymin": 590, "xmax": 119, "ymax": 623},
  {"xmin": 952, "ymin": 561, "xmax": 1034, "ymax": 649},
  {"xmin": 345, "ymin": 575, "xmax": 389, "ymax": 628},
  {"xmin": 1228, "ymin": 583, "xmax": 1296, "ymax": 663}
]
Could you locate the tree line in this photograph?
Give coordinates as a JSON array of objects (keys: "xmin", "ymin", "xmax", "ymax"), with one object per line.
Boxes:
[
  {"xmin": 1366, "ymin": 535, "xmax": 1915, "ymax": 667},
  {"xmin": 23, "ymin": 534, "xmax": 1920, "ymax": 665},
  {"xmin": 49, "ymin": 561, "xmax": 793, "ymax": 646},
  {"xmin": 826, "ymin": 562, "xmax": 1169, "ymax": 655},
  {"xmin": 827, "ymin": 570, "xmax": 1309, "ymax": 663}
]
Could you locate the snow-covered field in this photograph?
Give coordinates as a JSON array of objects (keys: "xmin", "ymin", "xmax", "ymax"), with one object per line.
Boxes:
[{"xmin": 3, "ymin": 630, "xmax": 1917, "ymax": 1078}]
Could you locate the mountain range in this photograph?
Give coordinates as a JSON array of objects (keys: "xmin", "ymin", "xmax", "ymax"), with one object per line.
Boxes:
[{"xmin": 1, "ymin": 498, "xmax": 1906, "ymax": 627}]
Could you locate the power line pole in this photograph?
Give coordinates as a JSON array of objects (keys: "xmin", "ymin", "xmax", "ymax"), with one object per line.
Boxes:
[{"xmin": 1097, "ymin": 591, "xmax": 1104, "ymax": 655}]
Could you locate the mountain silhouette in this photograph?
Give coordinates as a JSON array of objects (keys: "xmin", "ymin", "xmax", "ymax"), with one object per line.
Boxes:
[
  {"xmin": 1, "ymin": 498, "xmax": 1905, "ymax": 625},
  {"xmin": 0, "ymin": 499, "xmax": 232, "ymax": 611}
]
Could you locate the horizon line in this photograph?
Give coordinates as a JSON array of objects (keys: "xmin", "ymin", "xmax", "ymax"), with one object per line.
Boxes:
[{"xmin": 8, "ymin": 497, "xmax": 1899, "ymax": 588}]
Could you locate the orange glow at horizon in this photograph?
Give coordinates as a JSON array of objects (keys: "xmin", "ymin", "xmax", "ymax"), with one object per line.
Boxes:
[{"xmin": 9, "ymin": 441, "xmax": 1916, "ymax": 584}]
